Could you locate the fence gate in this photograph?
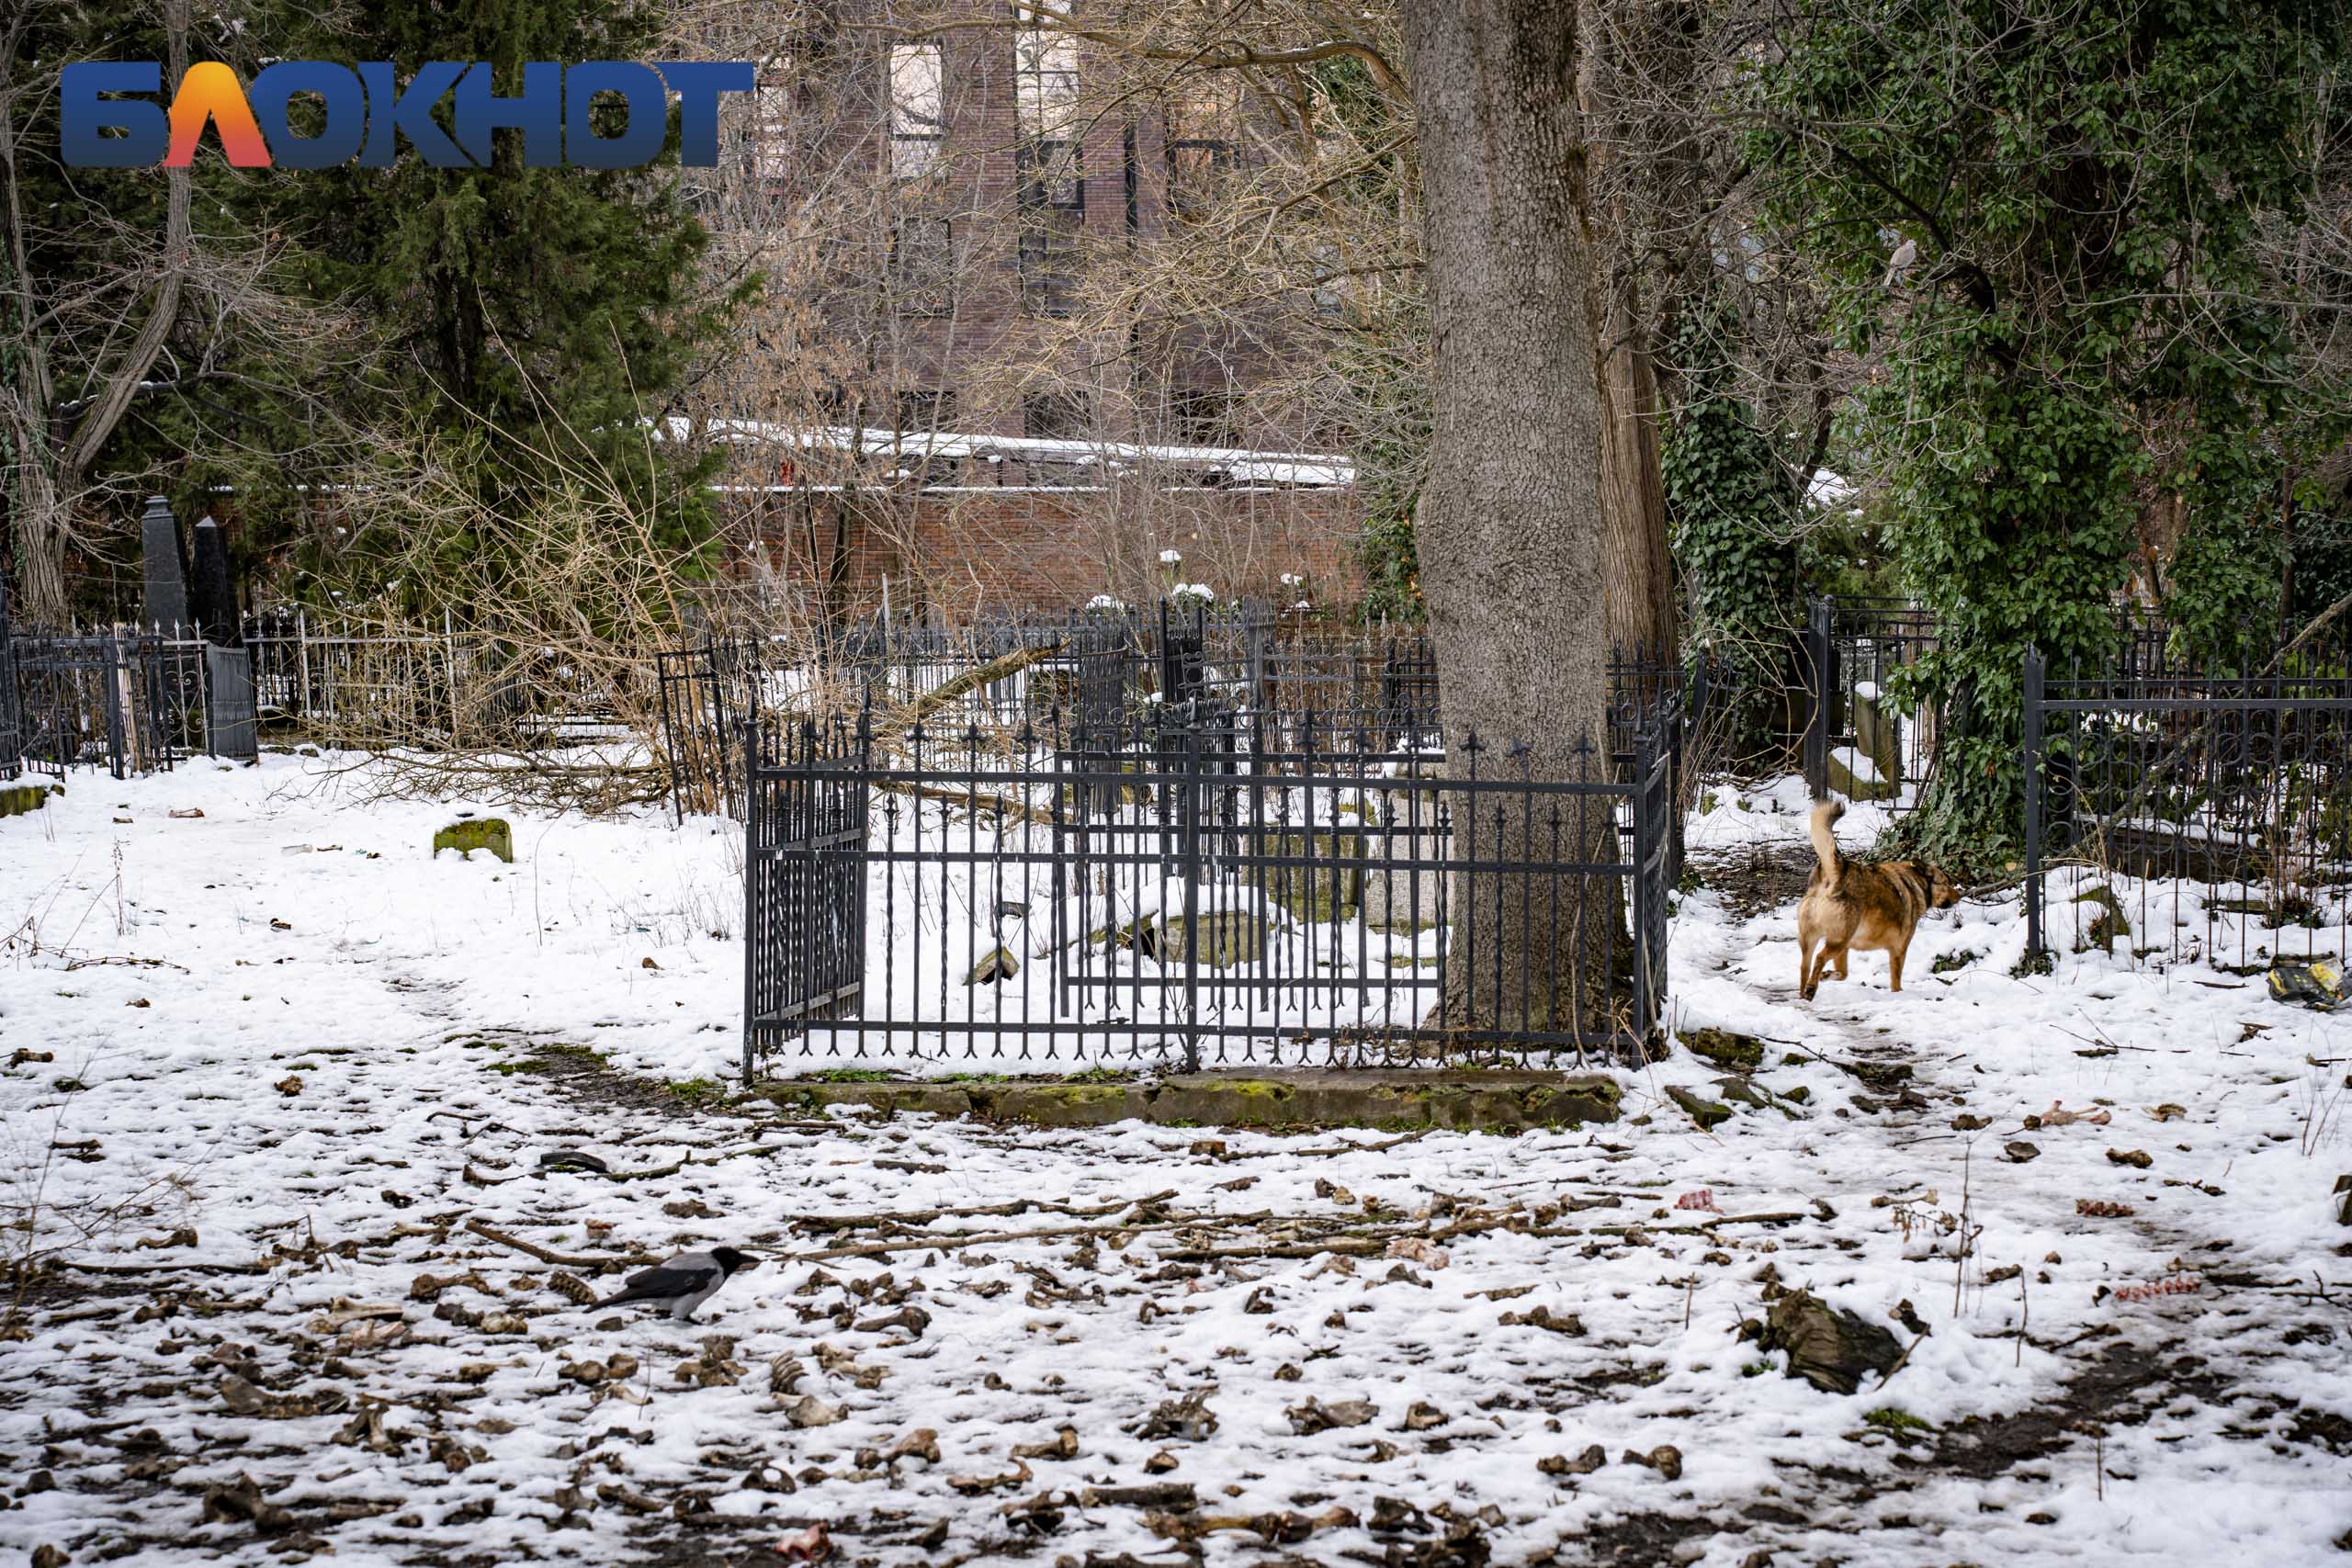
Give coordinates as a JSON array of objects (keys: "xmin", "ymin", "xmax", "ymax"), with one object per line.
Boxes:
[
  {"xmin": 741, "ymin": 704, "xmax": 1673, "ymax": 1082},
  {"xmin": 742, "ymin": 724, "xmax": 869, "ymax": 1077}
]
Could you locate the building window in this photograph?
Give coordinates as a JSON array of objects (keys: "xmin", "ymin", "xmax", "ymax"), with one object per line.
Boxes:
[
  {"xmin": 1164, "ymin": 74, "xmax": 1239, "ymax": 221},
  {"xmin": 888, "ymin": 43, "xmax": 944, "ymax": 179},
  {"xmin": 1014, "ymin": 22, "xmax": 1081, "ymax": 214},
  {"xmin": 889, "ymin": 216, "xmax": 955, "ymax": 314},
  {"xmin": 1014, "ymin": 21, "xmax": 1079, "ymax": 138},
  {"xmin": 1017, "ymin": 139, "xmax": 1083, "ymax": 212},
  {"xmin": 1169, "ymin": 385, "xmax": 1237, "ymax": 448},
  {"xmin": 896, "ymin": 389, "xmax": 956, "ymax": 433},
  {"xmin": 1023, "ymin": 390, "xmax": 1092, "ymax": 442},
  {"xmin": 1019, "ymin": 227, "xmax": 1080, "ymax": 316}
]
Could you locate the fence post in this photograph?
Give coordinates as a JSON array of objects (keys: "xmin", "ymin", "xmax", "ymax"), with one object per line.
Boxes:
[
  {"xmin": 1176, "ymin": 715, "xmax": 1204, "ymax": 1075},
  {"xmin": 0, "ymin": 578, "xmax": 17, "ymax": 778},
  {"xmin": 740, "ymin": 718, "xmax": 761, "ymax": 1088},
  {"xmin": 296, "ymin": 607, "xmax": 313, "ymax": 727},
  {"xmin": 1632, "ymin": 716, "xmax": 1663, "ymax": 1045},
  {"xmin": 1802, "ymin": 596, "xmax": 1833, "ymax": 799},
  {"xmin": 2020, "ymin": 644, "xmax": 2045, "ymax": 960},
  {"xmin": 107, "ymin": 627, "xmax": 135, "ymax": 779},
  {"xmin": 445, "ymin": 607, "xmax": 460, "ymax": 744}
]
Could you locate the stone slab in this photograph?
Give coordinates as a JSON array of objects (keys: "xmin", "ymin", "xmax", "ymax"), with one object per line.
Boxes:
[{"xmin": 757, "ymin": 1068, "xmax": 1621, "ymax": 1132}]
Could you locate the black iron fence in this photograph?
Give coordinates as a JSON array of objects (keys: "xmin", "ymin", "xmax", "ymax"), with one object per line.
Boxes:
[
  {"xmin": 2021, "ymin": 645, "xmax": 2352, "ymax": 969},
  {"xmin": 3, "ymin": 627, "xmax": 210, "ymax": 779},
  {"xmin": 743, "ymin": 697, "xmax": 1679, "ymax": 1080},
  {"xmin": 667, "ymin": 604, "xmax": 1717, "ymax": 824},
  {"xmin": 1801, "ymin": 596, "xmax": 1942, "ymax": 807},
  {"xmin": 1797, "ymin": 596, "xmax": 2204, "ymax": 810},
  {"xmin": 0, "ymin": 583, "xmax": 19, "ymax": 779}
]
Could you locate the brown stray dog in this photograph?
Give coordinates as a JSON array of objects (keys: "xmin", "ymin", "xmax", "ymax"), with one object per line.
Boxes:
[{"xmin": 1796, "ymin": 799, "xmax": 1959, "ymax": 999}]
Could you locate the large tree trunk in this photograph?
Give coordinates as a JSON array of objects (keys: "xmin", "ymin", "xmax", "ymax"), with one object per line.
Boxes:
[
  {"xmin": 1403, "ymin": 2, "xmax": 1614, "ymax": 1039},
  {"xmin": 1577, "ymin": 0, "xmax": 1680, "ymax": 663},
  {"xmin": 1, "ymin": 0, "xmax": 191, "ymax": 628},
  {"xmin": 12, "ymin": 468, "xmax": 68, "ymax": 627},
  {"xmin": 1596, "ymin": 298, "xmax": 1677, "ymax": 659}
]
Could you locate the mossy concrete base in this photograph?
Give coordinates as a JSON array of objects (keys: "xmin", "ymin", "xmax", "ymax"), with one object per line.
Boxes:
[
  {"xmin": 1, "ymin": 784, "xmax": 56, "ymax": 819},
  {"xmin": 757, "ymin": 1068, "xmax": 1621, "ymax": 1132},
  {"xmin": 434, "ymin": 818, "xmax": 514, "ymax": 863}
]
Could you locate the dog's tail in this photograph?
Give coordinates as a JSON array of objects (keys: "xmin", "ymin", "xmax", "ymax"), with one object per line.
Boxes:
[{"xmin": 1809, "ymin": 798, "xmax": 1846, "ymax": 891}]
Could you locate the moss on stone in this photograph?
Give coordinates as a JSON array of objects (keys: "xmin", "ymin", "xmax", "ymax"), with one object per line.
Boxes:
[
  {"xmin": 0, "ymin": 784, "xmax": 51, "ymax": 819},
  {"xmin": 433, "ymin": 818, "xmax": 514, "ymax": 863},
  {"xmin": 1666, "ymin": 1084, "xmax": 1735, "ymax": 1130},
  {"xmin": 1681, "ymin": 1028, "xmax": 1764, "ymax": 1072}
]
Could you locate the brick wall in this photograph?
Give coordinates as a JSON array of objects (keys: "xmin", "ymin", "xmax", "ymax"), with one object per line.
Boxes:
[{"xmin": 721, "ymin": 482, "xmax": 1362, "ymax": 620}]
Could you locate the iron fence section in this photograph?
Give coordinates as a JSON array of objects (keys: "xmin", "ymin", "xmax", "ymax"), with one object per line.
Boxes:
[
  {"xmin": 2021, "ymin": 646, "xmax": 2352, "ymax": 970},
  {"xmin": 0, "ymin": 583, "xmax": 19, "ymax": 778},
  {"xmin": 744, "ymin": 700, "xmax": 1678, "ymax": 1080},
  {"xmin": 4, "ymin": 629, "xmax": 209, "ymax": 778},
  {"xmin": 670, "ymin": 606, "xmax": 1713, "ymax": 823},
  {"xmin": 239, "ymin": 611, "xmax": 629, "ymax": 748},
  {"xmin": 1801, "ymin": 596, "xmax": 1943, "ymax": 808}
]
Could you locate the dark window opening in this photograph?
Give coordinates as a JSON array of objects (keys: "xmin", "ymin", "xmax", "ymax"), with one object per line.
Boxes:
[
  {"xmin": 1023, "ymin": 390, "xmax": 1093, "ymax": 442},
  {"xmin": 1165, "ymin": 140, "xmax": 1234, "ymax": 222},
  {"xmin": 896, "ymin": 389, "xmax": 956, "ymax": 432},
  {"xmin": 1016, "ymin": 138, "xmax": 1084, "ymax": 211},
  {"xmin": 1169, "ymin": 386, "xmax": 1237, "ymax": 449},
  {"xmin": 889, "ymin": 216, "xmax": 954, "ymax": 314},
  {"xmin": 1019, "ymin": 227, "xmax": 1081, "ymax": 317}
]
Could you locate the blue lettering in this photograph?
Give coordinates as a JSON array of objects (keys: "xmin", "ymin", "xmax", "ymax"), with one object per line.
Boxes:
[
  {"xmin": 454, "ymin": 61, "xmax": 562, "ymax": 167},
  {"xmin": 61, "ymin": 62, "xmax": 168, "ymax": 167},
  {"xmin": 248, "ymin": 61, "xmax": 365, "ymax": 169}
]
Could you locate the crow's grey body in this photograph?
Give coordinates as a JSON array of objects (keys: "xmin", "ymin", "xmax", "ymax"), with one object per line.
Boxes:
[{"xmin": 595, "ymin": 1247, "xmax": 755, "ymax": 1321}]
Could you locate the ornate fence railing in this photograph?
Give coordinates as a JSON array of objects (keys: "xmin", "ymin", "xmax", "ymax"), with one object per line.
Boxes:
[
  {"xmin": 742, "ymin": 696, "xmax": 1680, "ymax": 1081},
  {"xmin": 2021, "ymin": 645, "xmax": 2352, "ymax": 970}
]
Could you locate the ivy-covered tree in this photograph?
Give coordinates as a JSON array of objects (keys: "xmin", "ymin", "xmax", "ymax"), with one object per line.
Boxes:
[
  {"xmin": 1750, "ymin": 0, "xmax": 2350, "ymax": 865},
  {"xmin": 1661, "ymin": 297, "xmax": 1801, "ymax": 756}
]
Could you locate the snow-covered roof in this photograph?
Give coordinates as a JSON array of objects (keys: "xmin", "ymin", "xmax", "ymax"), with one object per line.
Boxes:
[{"xmin": 655, "ymin": 417, "xmax": 1353, "ymax": 489}]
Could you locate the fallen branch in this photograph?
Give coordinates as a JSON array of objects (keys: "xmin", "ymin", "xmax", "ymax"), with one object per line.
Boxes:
[
  {"xmin": 876, "ymin": 778, "xmax": 1054, "ymax": 826},
  {"xmin": 786, "ymin": 1208, "xmax": 1272, "ymax": 1263},
  {"xmin": 867, "ymin": 642, "xmax": 1066, "ymax": 748},
  {"xmin": 794, "ymin": 1190, "xmax": 1181, "ymax": 1235},
  {"xmin": 464, "ymin": 1218, "xmax": 639, "ymax": 1272},
  {"xmin": 58, "ymin": 1258, "xmax": 267, "ymax": 1276}
]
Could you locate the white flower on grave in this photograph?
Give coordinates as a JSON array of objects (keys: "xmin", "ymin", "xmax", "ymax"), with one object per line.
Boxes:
[
  {"xmin": 1279, "ymin": 572, "xmax": 1304, "ymax": 587},
  {"xmin": 1159, "ymin": 548, "xmax": 1183, "ymax": 565},
  {"xmin": 1085, "ymin": 593, "xmax": 1125, "ymax": 613},
  {"xmin": 1170, "ymin": 582, "xmax": 1216, "ymax": 604}
]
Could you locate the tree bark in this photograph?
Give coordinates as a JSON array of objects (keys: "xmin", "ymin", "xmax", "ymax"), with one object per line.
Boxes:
[
  {"xmin": 1, "ymin": 0, "xmax": 193, "ymax": 626},
  {"xmin": 1403, "ymin": 2, "xmax": 1614, "ymax": 1039},
  {"xmin": 1577, "ymin": 0, "xmax": 1689, "ymax": 664},
  {"xmin": 1595, "ymin": 294, "xmax": 1677, "ymax": 660}
]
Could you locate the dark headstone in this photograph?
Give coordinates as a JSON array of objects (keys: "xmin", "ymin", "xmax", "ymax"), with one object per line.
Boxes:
[
  {"xmin": 188, "ymin": 516, "xmax": 240, "ymax": 647},
  {"xmin": 139, "ymin": 496, "xmax": 188, "ymax": 632},
  {"xmin": 203, "ymin": 646, "xmax": 258, "ymax": 761}
]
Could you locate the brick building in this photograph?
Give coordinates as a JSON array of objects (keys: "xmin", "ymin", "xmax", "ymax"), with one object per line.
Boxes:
[{"xmin": 674, "ymin": 3, "xmax": 1362, "ymax": 622}]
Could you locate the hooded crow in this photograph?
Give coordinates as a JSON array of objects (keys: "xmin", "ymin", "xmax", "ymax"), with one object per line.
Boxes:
[{"xmin": 594, "ymin": 1247, "xmax": 758, "ymax": 1321}]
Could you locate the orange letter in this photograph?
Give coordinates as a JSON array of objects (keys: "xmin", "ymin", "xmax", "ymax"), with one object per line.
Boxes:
[{"xmin": 164, "ymin": 62, "xmax": 270, "ymax": 166}]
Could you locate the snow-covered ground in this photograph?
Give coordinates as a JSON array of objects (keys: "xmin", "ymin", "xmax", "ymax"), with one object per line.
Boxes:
[{"xmin": 2, "ymin": 756, "xmax": 2348, "ymax": 1567}]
